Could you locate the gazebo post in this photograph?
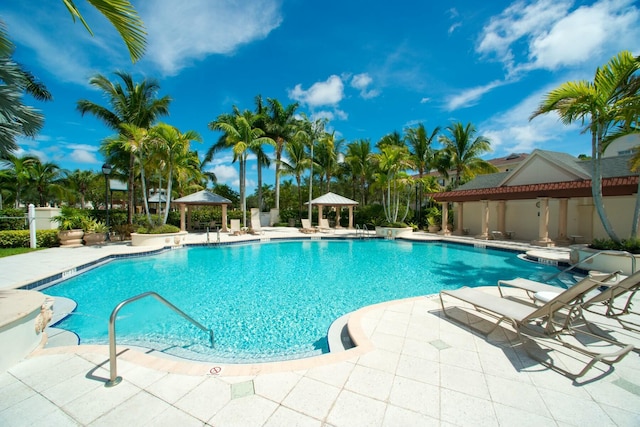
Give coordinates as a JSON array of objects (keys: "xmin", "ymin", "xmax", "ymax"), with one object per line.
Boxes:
[
  {"xmin": 179, "ymin": 204, "xmax": 186, "ymax": 231},
  {"xmin": 221, "ymin": 204, "xmax": 228, "ymax": 232},
  {"xmin": 348, "ymin": 206, "xmax": 354, "ymax": 229}
]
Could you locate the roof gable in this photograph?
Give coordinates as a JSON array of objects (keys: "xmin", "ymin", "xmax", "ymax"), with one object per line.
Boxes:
[{"xmin": 499, "ymin": 150, "xmax": 590, "ymax": 186}]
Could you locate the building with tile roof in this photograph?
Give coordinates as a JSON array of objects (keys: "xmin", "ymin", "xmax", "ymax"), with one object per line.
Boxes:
[{"xmin": 430, "ymin": 147, "xmax": 638, "ymax": 246}]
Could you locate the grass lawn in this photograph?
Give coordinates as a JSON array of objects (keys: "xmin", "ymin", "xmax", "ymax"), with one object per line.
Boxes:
[{"xmin": 0, "ymin": 247, "xmax": 45, "ymax": 258}]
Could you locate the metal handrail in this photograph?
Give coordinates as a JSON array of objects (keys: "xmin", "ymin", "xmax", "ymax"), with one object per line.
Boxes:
[
  {"xmin": 546, "ymin": 249, "xmax": 636, "ymax": 282},
  {"xmin": 106, "ymin": 291, "xmax": 214, "ymax": 387}
]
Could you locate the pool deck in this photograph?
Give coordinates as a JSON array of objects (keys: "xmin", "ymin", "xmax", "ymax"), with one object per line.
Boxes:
[{"xmin": 1, "ymin": 228, "xmax": 639, "ymax": 426}]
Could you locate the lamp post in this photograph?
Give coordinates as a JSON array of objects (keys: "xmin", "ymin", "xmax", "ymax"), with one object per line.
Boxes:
[{"xmin": 102, "ymin": 163, "xmax": 112, "ymax": 241}]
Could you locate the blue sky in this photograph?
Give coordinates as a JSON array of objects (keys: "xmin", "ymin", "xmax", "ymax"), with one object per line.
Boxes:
[{"xmin": 2, "ymin": 0, "xmax": 639, "ymax": 194}]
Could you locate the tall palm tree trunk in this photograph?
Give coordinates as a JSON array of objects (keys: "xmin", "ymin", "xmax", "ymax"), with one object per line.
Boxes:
[
  {"xmin": 128, "ymin": 153, "xmax": 135, "ymax": 224},
  {"xmin": 162, "ymin": 166, "xmax": 173, "ymax": 225},
  {"xmin": 592, "ymin": 132, "xmax": 619, "ymax": 241},
  {"xmin": 275, "ymin": 144, "xmax": 282, "ymax": 210}
]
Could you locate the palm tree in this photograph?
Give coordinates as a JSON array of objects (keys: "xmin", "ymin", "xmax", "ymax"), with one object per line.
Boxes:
[
  {"xmin": 77, "ymin": 71, "xmax": 170, "ymax": 223},
  {"xmin": 438, "ymin": 122, "xmax": 497, "ymax": 188},
  {"xmin": 265, "ymin": 98, "xmax": 299, "ymax": 210},
  {"xmin": 27, "ymin": 160, "xmax": 63, "ymax": 207},
  {"xmin": 0, "ymin": 154, "xmax": 39, "ymax": 207},
  {"xmin": 530, "ymin": 51, "xmax": 640, "ymax": 242},
  {"xmin": 0, "ymin": 58, "xmax": 52, "ymax": 156},
  {"xmin": 104, "ymin": 124, "xmax": 155, "ymax": 225},
  {"xmin": 61, "ymin": 0, "xmax": 146, "ymax": 62},
  {"xmin": 209, "ymin": 107, "xmax": 274, "ymax": 227},
  {"xmin": 315, "ymin": 132, "xmax": 344, "ymax": 193},
  {"xmin": 405, "ymin": 124, "xmax": 441, "ymax": 223},
  {"xmin": 281, "ymin": 136, "xmax": 310, "ymax": 214},
  {"xmin": 376, "ymin": 130, "xmax": 405, "ymax": 150},
  {"xmin": 372, "ymin": 144, "xmax": 415, "ymax": 223},
  {"xmin": 64, "ymin": 169, "xmax": 95, "ymax": 208},
  {"xmin": 345, "ymin": 139, "xmax": 373, "ymax": 205},
  {"xmin": 151, "ymin": 123, "xmax": 202, "ymax": 224}
]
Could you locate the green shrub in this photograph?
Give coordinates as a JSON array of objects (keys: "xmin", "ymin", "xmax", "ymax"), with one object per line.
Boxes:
[
  {"xmin": 0, "ymin": 229, "xmax": 59, "ymax": 248},
  {"xmin": 590, "ymin": 238, "xmax": 640, "ymax": 254},
  {"xmin": 136, "ymin": 224, "xmax": 180, "ymax": 234},
  {"xmin": 0, "ymin": 208, "xmax": 27, "ymax": 230}
]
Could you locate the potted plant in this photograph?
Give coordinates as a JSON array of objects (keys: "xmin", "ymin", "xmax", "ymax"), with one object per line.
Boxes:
[
  {"xmin": 51, "ymin": 207, "xmax": 87, "ymax": 247},
  {"xmin": 83, "ymin": 219, "xmax": 109, "ymax": 246},
  {"xmin": 426, "ymin": 216, "xmax": 441, "ymax": 233}
]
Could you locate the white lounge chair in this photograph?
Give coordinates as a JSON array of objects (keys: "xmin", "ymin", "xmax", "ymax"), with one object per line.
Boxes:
[
  {"xmin": 439, "ymin": 277, "xmax": 634, "ymax": 379},
  {"xmin": 318, "ymin": 218, "xmax": 334, "ymax": 233},
  {"xmin": 496, "ymin": 271, "xmax": 621, "ymax": 301},
  {"xmin": 300, "ymin": 219, "xmax": 317, "ymax": 234},
  {"xmin": 229, "ymin": 219, "xmax": 242, "ymax": 235},
  {"xmin": 581, "ymin": 270, "xmax": 640, "ymax": 332},
  {"xmin": 249, "ymin": 209, "xmax": 264, "ymax": 235}
]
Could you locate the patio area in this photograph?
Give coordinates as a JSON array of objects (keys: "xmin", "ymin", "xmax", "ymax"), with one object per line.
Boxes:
[{"xmin": 0, "ymin": 228, "xmax": 639, "ymax": 426}]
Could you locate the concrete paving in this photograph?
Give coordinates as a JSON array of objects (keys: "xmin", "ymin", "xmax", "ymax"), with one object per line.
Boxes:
[{"xmin": 0, "ymin": 227, "xmax": 638, "ymax": 426}]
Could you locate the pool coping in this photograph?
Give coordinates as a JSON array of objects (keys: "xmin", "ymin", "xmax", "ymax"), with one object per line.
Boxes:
[
  {"xmin": 15, "ymin": 233, "xmax": 572, "ymax": 374},
  {"xmin": 17, "ymin": 234, "xmax": 567, "ymax": 292}
]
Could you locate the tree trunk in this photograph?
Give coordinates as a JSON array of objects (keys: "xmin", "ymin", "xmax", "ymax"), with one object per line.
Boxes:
[
  {"xmin": 591, "ymin": 131, "xmax": 619, "ymax": 242},
  {"xmin": 631, "ymin": 174, "xmax": 640, "ymax": 238},
  {"xmin": 257, "ymin": 160, "xmax": 263, "ymax": 211},
  {"xmin": 128, "ymin": 153, "xmax": 135, "ymax": 224},
  {"xmin": 240, "ymin": 155, "xmax": 246, "ymax": 227},
  {"xmin": 162, "ymin": 165, "xmax": 172, "ymax": 225},
  {"xmin": 275, "ymin": 142, "xmax": 282, "ymax": 210}
]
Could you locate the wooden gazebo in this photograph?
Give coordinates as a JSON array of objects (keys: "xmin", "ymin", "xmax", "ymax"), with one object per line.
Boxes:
[
  {"xmin": 306, "ymin": 192, "xmax": 358, "ymax": 229},
  {"xmin": 173, "ymin": 190, "xmax": 232, "ymax": 232}
]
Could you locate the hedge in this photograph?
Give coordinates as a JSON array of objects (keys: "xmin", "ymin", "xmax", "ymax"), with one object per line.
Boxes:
[{"xmin": 0, "ymin": 230, "xmax": 60, "ymax": 248}]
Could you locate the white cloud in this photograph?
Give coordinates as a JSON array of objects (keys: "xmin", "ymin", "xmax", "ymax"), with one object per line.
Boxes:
[
  {"xmin": 211, "ymin": 164, "xmax": 239, "ymax": 188},
  {"xmin": 420, "ymin": 97, "xmax": 431, "ymax": 104},
  {"xmin": 525, "ymin": 0, "xmax": 640, "ymax": 71},
  {"xmin": 289, "ymin": 75, "xmax": 345, "ymax": 107},
  {"xmin": 477, "ymin": 0, "xmax": 640, "ymax": 74},
  {"xmin": 476, "ymin": 0, "xmax": 572, "ymax": 71},
  {"xmin": 445, "ymin": 80, "xmax": 505, "ymax": 111},
  {"xmin": 480, "ymin": 82, "xmax": 581, "ymax": 153},
  {"xmin": 448, "ymin": 22, "xmax": 462, "ymax": 35},
  {"xmin": 350, "ymin": 73, "xmax": 380, "ymax": 99},
  {"xmin": 66, "ymin": 143, "xmax": 100, "ymax": 152},
  {"xmin": 140, "ymin": 0, "xmax": 283, "ymax": 76},
  {"xmin": 69, "ymin": 149, "xmax": 100, "ymax": 164}
]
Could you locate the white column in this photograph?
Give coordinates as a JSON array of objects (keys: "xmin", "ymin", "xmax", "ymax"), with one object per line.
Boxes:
[
  {"xmin": 348, "ymin": 206, "xmax": 354, "ymax": 229},
  {"xmin": 221, "ymin": 204, "xmax": 228, "ymax": 232},
  {"xmin": 179, "ymin": 204, "xmax": 186, "ymax": 231},
  {"xmin": 477, "ymin": 200, "xmax": 490, "ymax": 239},
  {"xmin": 455, "ymin": 202, "xmax": 465, "ymax": 235},
  {"xmin": 533, "ymin": 197, "xmax": 554, "ymax": 247},
  {"xmin": 497, "ymin": 200, "xmax": 506, "ymax": 233},
  {"xmin": 439, "ymin": 202, "xmax": 450, "ymax": 235},
  {"xmin": 555, "ymin": 198, "xmax": 571, "ymax": 245}
]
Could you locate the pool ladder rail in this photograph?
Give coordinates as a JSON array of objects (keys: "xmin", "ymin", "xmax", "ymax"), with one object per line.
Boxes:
[
  {"xmin": 355, "ymin": 224, "xmax": 371, "ymax": 239},
  {"xmin": 106, "ymin": 291, "xmax": 214, "ymax": 387}
]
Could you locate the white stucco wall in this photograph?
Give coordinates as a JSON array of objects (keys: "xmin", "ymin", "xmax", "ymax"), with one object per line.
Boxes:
[{"xmin": 454, "ymin": 194, "xmax": 637, "ymax": 244}]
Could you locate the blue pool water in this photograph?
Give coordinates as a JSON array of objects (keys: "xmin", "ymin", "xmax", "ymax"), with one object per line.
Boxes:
[{"xmin": 45, "ymin": 240, "xmax": 560, "ymax": 362}]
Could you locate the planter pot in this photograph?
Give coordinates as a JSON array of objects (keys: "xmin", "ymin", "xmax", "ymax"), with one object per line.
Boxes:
[
  {"xmin": 58, "ymin": 229, "xmax": 84, "ymax": 247},
  {"xmin": 131, "ymin": 231, "xmax": 188, "ymax": 247},
  {"xmin": 427, "ymin": 225, "xmax": 441, "ymax": 233},
  {"xmin": 375, "ymin": 226, "xmax": 413, "ymax": 238},
  {"xmin": 569, "ymin": 245, "xmax": 640, "ymax": 276},
  {"xmin": 83, "ymin": 232, "xmax": 106, "ymax": 246}
]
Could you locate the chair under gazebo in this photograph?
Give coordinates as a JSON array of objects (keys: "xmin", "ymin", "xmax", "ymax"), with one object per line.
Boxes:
[
  {"xmin": 173, "ymin": 190, "xmax": 233, "ymax": 232},
  {"xmin": 306, "ymin": 192, "xmax": 358, "ymax": 229}
]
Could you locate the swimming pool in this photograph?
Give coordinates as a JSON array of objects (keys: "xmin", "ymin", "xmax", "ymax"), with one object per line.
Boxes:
[{"xmin": 45, "ymin": 239, "xmax": 561, "ymax": 362}]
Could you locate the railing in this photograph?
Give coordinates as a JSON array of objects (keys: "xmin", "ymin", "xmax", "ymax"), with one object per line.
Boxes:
[
  {"xmin": 355, "ymin": 224, "xmax": 371, "ymax": 239},
  {"xmin": 106, "ymin": 291, "xmax": 214, "ymax": 387},
  {"xmin": 546, "ymin": 250, "xmax": 637, "ymax": 282}
]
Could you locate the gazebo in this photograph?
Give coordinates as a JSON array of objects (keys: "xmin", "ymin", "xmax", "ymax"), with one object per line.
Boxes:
[
  {"xmin": 173, "ymin": 190, "xmax": 232, "ymax": 232},
  {"xmin": 306, "ymin": 192, "xmax": 358, "ymax": 229}
]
